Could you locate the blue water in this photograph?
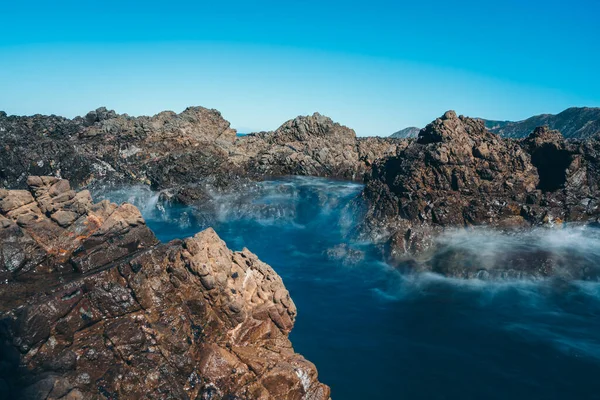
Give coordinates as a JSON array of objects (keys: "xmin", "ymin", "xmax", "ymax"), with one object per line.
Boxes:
[{"xmin": 98, "ymin": 177, "xmax": 600, "ymax": 399}]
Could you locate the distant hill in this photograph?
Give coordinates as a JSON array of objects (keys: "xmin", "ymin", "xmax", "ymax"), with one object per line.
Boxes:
[
  {"xmin": 390, "ymin": 126, "xmax": 421, "ymax": 138},
  {"xmin": 482, "ymin": 119, "xmax": 512, "ymax": 130},
  {"xmin": 391, "ymin": 107, "xmax": 600, "ymax": 139},
  {"xmin": 486, "ymin": 107, "xmax": 600, "ymax": 139}
]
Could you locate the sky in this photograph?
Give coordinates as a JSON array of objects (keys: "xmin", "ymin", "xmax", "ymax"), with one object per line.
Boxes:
[{"xmin": 0, "ymin": 1, "xmax": 599, "ymax": 136}]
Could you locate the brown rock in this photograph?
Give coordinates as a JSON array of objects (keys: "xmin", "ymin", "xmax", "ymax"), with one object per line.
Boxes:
[
  {"xmin": 48, "ymin": 179, "xmax": 71, "ymax": 197},
  {"xmin": 361, "ymin": 111, "xmax": 600, "ymax": 278},
  {"xmin": 0, "ymin": 190, "xmax": 35, "ymax": 212},
  {"xmin": 50, "ymin": 210, "xmax": 79, "ymax": 227},
  {"xmin": 0, "ymin": 177, "xmax": 329, "ymax": 400}
]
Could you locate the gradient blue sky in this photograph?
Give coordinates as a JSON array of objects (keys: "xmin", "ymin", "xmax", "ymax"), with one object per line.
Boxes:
[{"xmin": 1, "ymin": 0, "xmax": 599, "ymax": 136}]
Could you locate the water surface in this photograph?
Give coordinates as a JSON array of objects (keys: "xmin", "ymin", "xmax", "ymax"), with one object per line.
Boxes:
[{"xmin": 98, "ymin": 177, "xmax": 600, "ymax": 400}]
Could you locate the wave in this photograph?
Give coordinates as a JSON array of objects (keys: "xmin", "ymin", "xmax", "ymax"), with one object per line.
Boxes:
[
  {"xmin": 93, "ymin": 176, "xmax": 364, "ymax": 233},
  {"xmin": 372, "ymin": 270, "xmax": 600, "ymax": 362},
  {"xmin": 426, "ymin": 226, "xmax": 600, "ymax": 280}
]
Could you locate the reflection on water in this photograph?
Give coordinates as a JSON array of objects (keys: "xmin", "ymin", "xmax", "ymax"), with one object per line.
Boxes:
[{"xmin": 96, "ymin": 177, "xmax": 600, "ymax": 400}]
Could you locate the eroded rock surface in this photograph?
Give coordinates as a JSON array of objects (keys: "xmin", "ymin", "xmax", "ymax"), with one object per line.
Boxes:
[
  {"xmin": 361, "ymin": 111, "xmax": 600, "ymax": 278},
  {"xmin": 0, "ymin": 177, "xmax": 330, "ymax": 400},
  {"xmin": 0, "ymin": 108, "xmax": 404, "ymax": 196},
  {"xmin": 236, "ymin": 113, "xmax": 401, "ymax": 180}
]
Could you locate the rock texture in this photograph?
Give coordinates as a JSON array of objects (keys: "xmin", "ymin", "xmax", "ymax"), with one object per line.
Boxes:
[
  {"xmin": 362, "ymin": 111, "xmax": 600, "ymax": 278},
  {"xmin": 0, "ymin": 177, "xmax": 330, "ymax": 400},
  {"xmin": 0, "ymin": 107, "xmax": 240, "ymax": 190},
  {"xmin": 0, "ymin": 108, "xmax": 404, "ymax": 197},
  {"xmin": 236, "ymin": 113, "xmax": 402, "ymax": 180}
]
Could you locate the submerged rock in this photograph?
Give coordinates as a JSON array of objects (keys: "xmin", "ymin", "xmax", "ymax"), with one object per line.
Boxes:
[{"xmin": 0, "ymin": 177, "xmax": 330, "ymax": 400}]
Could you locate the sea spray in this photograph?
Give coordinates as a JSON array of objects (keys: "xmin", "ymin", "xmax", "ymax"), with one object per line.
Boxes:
[{"xmin": 95, "ymin": 176, "xmax": 600, "ymax": 399}]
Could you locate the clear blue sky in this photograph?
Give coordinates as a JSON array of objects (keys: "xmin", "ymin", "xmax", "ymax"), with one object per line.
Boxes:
[{"xmin": 1, "ymin": 0, "xmax": 598, "ymax": 136}]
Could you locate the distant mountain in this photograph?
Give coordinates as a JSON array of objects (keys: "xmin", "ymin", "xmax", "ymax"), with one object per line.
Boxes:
[
  {"xmin": 482, "ymin": 119, "xmax": 512, "ymax": 130},
  {"xmin": 486, "ymin": 107, "xmax": 600, "ymax": 139},
  {"xmin": 390, "ymin": 126, "xmax": 421, "ymax": 138},
  {"xmin": 390, "ymin": 107, "xmax": 600, "ymax": 139}
]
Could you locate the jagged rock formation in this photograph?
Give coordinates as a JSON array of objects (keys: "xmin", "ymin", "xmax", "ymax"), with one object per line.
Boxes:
[
  {"xmin": 0, "ymin": 177, "xmax": 330, "ymax": 400},
  {"xmin": 0, "ymin": 108, "xmax": 404, "ymax": 195},
  {"xmin": 236, "ymin": 113, "xmax": 363, "ymax": 180},
  {"xmin": 0, "ymin": 107, "xmax": 240, "ymax": 191},
  {"xmin": 363, "ymin": 111, "xmax": 600, "ymax": 278},
  {"xmin": 237, "ymin": 113, "xmax": 403, "ymax": 180},
  {"xmin": 6, "ymin": 105, "xmax": 600, "ymax": 281}
]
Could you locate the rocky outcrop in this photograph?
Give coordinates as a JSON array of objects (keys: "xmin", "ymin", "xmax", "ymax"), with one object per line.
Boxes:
[
  {"xmin": 0, "ymin": 107, "xmax": 239, "ymax": 190},
  {"xmin": 0, "ymin": 108, "xmax": 405, "ymax": 197},
  {"xmin": 361, "ymin": 111, "xmax": 600, "ymax": 278},
  {"xmin": 356, "ymin": 137, "xmax": 408, "ymax": 170},
  {"xmin": 0, "ymin": 177, "xmax": 330, "ymax": 400},
  {"xmin": 236, "ymin": 113, "xmax": 402, "ymax": 180}
]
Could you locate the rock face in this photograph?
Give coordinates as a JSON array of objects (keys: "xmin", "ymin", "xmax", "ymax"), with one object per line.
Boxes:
[
  {"xmin": 362, "ymin": 111, "xmax": 600, "ymax": 278},
  {"xmin": 236, "ymin": 113, "xmax": 402, "ymax": 180},
  {"xmin": 0, "ymin": 177, "xmax": 330, "ymax": 400},
  {"xmin": 0, "ymin": 108, "xmax": 404, "ymax": 196},
  {"xmin": 236, "ymin": 113, "xmax": 359, "ymax": 179},
  {"xmin": 0, "ymin": 106, "xmax": 241, "ymax": 191}
]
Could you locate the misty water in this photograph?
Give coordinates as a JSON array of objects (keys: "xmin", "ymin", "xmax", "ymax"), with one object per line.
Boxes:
[{"xmin": 97, "ymin": 177, "xmax": 600, "ymax": 399}]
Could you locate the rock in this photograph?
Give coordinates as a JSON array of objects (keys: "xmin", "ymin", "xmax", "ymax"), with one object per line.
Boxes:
[
  {"xmin": 7, "ymin": 106, "xmax": 600, "ymax": 280},
  {"xmin": 48, "ymin": 179, "xmax": 71, "ymax": 197},
  {"xmin": 522, "ymin": 126, "xmax": 574, "ymax": 192},
  {"xmin": 361, "ymin": 111, "xmax": 600, "ymax": 278},
  {"xmin": 237, "ymin": 112, "xmax": 402, "ymax": 180},
  {"xmin": 0, "ymin": 190, "xmax": 35, "ymax": 213},
  {"xmin": 0, "ymin": 177, "xmax": 329, "ymax": 400},
  {"xmin": 0, "ymin": 107, "xmax": 406, "ymax": 194},
  {"xmin": 50, "ymin": 210, "xmax": 78, "ymax": 227}
]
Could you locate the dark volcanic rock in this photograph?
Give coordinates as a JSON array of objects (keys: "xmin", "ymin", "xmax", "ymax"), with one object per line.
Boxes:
[
  {"xmin": 0, "ymin": 114, "xmax": 95, "ymax": 189},
  {"xmin": 522, "ymin": 126, "xmax": 573, "ymax": 192},
  {"xmin": 0, "ymin": 177, "xmax": 330, "ymax": 400},
  {"xmin": 362, "ymin": 111, "xmax": 600, "ymax": 278}
]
